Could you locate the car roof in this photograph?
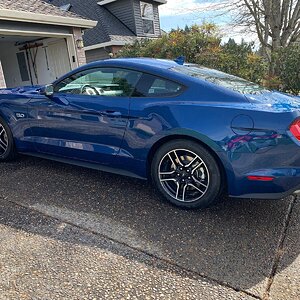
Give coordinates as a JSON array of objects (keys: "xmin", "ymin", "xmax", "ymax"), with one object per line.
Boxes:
[
  {"xmin": 53, "ymin": 57, "xmax": 247, "ymax": 101},
  {"xmin": 86, "ymin": 58, "xmax": 179, "ymax": 70},
  {"xmin": 56, "ymin": 58, "xmax": 235, "ymax": 93},
  {"xmin": 57, "ymin": 58, "xmax": 187, "ymax": 86}
]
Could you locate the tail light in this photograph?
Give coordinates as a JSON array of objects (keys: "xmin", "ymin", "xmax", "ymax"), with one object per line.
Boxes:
[
  {"xmin": 289, "ymin": 119, "xmax": 300, "ymax": 141},
  {"xmin": 247, "ymin": 175, "xmax": 274, "ymax": 181}
]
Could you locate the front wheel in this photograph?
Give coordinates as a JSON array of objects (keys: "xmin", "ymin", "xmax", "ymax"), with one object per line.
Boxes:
[
  {"xmin": 0, "ymin": 117, "xmax": 15, "ymax": 161},
  {"xmin": 151, "ymin": 140, "xmax": 223, "ymax": 209}
]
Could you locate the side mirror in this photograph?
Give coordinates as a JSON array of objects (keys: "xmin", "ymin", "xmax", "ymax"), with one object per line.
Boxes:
[{"xmin": 40, "ymin": 84, "xmax": 54, "ymax": 97}]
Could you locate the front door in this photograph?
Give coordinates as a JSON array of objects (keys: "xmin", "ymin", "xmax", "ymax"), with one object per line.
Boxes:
[{"xmin": 28, "ymin": 67, "xmax": 142, "ymax": 165}]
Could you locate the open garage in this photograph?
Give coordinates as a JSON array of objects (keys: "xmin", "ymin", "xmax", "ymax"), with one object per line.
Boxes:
[
  {"xmin": 0, "ymin": 0, "xmax": 96, "ymax": 88},
  {"xmin": 0, "ymin": 35, "xmax": 74, "ymax": 87}
]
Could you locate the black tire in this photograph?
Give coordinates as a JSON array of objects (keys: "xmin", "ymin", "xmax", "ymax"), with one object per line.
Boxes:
[
  {"xmin": 151, "ymin": 139, "xmax": 223, "ymax": 209},
  {"xmin": 0, "ymin": 116, "xmax": 15, "ymax": 161}
]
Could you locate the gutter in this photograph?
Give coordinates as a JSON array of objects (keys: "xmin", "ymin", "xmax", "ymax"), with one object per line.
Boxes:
[
  {"xmin": 0, "ymin": 9, "xmax": 97, "ymax": 29},
  {"xmin": 84, "ymin": 36, "xmax": 160, "ymax": 51}
]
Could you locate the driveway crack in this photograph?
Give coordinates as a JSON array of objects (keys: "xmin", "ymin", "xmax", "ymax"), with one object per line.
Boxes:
[{"xmin": 263, "ymin": 195, "xmax": 298, "ymax": 300}]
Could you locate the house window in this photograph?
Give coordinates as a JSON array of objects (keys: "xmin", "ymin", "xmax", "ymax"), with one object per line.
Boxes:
[{"xmin": 140, "ymin": 2, "xmax": 155, "ymax": 34}]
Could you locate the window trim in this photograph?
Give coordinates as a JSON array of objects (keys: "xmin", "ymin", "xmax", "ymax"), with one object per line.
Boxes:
[
  {"xmin": 140, "ymin": 1, "xmax": 156, "ymax": 35},
  {"xmin": 142, "ymin": 19, "xmax": 155, "ymax": 35},
  {"xmin": 53, "ymin": 66, "xmax": 187, "ymax": 99},
  {"xmin": 140, "ymin": 1, "xmax": 154, "ymax": 20}
]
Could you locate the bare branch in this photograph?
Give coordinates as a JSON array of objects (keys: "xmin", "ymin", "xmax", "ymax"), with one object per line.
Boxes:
[{"xmin": 195, "ymin": 0, "xmax": 300, "ymax": 50}]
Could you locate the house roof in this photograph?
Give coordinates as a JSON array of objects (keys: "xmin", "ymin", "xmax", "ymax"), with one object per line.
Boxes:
[
  {"xmin": 0, "ymin": 0, "xmax": 84, "ymax": 19},
  {"xmin": 48, "ymin": 0, "xmax": 137, "ymax": 47},
  {"xmin": 0, "ymin": 0, "xmax": 97, "ymax": 28}
]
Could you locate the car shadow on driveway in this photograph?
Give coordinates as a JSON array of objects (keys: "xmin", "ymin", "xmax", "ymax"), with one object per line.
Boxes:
[{"xmin": 0, "ymin": 155, "xmax": 298, "ymax": 297}]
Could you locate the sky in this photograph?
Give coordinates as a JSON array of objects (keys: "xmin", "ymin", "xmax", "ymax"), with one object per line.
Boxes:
[{"xmin": 158, "ymin": 0, "xmax": 258, "ymax": 43}]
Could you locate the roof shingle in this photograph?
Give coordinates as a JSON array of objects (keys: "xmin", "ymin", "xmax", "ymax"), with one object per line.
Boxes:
[
  {"xmin": 48, "ymin": 0, "xmax": 136, "ymax": 46},
  {"xmin": 0, "ymin": 0, "xmax": 88, "ymax": 20}
]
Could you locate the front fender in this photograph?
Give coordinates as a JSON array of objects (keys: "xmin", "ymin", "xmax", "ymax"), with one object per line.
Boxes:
[{"xmin": 0, "ymin": 96, "xmax": 32, "ymax": 151}]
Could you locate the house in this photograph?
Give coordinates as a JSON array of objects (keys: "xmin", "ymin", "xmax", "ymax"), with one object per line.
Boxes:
[
  {"xmin": 47, "ymin": 0, "xmax": 167, "ymax": 62},
  {"xmin": 0, "ymin": 0, "xmax": 97, "ymax": 89}
]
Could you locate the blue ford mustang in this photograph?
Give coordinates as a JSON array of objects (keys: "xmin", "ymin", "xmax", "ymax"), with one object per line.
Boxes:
[{"xmin": 1, "ymin": 58, "xmax": 300, "ymax": 208}]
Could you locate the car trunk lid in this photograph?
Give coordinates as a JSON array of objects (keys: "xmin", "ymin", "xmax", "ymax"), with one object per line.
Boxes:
[{"xmin": 245, "ymin": 90, "xmax": 300, "ymax": 113}]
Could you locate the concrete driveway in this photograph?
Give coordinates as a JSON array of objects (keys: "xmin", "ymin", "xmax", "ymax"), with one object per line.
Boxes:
[{"xmin": 0, "ymin": 155, "xmax": 299, "ymax": 300}]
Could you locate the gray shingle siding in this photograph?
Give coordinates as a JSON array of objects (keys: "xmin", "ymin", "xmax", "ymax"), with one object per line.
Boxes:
[
  {"xmin": 105, "ymin": 0, "xmax": 136, "ymax": 34},
  {"xmin": 48, "ymin": 0, "xmax": 136, "ymax": 46},
  {"xmin": 153, "ymin": 3, "xmax": 162, "ymax": 36},
  {"xmin": 47, "ymin": 0, "xmax": 163, "ymax": 47}
]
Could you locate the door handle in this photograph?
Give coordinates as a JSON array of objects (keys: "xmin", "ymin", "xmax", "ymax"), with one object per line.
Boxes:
[{"xmin": 101, "ymin": 111, "xmax": 122, "ymax": 117}]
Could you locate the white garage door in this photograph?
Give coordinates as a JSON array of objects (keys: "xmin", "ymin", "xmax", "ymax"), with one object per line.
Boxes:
[{"xmin": 47, "ymin": 39, "xmax": 71, "ymax": 80}]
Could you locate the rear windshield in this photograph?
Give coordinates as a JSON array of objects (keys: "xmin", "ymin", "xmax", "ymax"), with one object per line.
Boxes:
[{"xmin": 171, "ymin": 65, "xmax": 268, "ymax": 95}]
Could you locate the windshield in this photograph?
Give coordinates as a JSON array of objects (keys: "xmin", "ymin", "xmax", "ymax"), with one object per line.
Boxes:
[{"xmin": 171, "ymin": 65, "xmax": 268, "ymax": 95}]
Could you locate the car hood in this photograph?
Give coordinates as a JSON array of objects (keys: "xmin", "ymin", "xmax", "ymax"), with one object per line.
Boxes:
[
  {"xmin": 0, "ymin": 85, "xmax": 42, "ymax": 96},
  {"xmin": 246, "ymin": 90, "xmax": 300, "ymax": 112}
]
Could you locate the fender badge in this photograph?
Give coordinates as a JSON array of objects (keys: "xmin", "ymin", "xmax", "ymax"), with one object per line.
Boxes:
[{"xmin": 15, "ymin": 113, "xmax": 26, "ymax": 119}]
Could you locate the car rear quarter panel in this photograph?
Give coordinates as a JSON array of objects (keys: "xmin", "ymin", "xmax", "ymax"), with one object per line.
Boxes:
[{"xmin": 122, "ymin": 87, "xmax": 300, "ymax": 197}]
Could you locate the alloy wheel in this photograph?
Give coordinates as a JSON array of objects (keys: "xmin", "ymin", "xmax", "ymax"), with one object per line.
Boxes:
[
  {"xmin": 158, "ymin": 149, "xmax": 210, "ymax": 202},
  {"xmin": 0, "ymin": 124, "xmax": 8, "ymax": 156}
]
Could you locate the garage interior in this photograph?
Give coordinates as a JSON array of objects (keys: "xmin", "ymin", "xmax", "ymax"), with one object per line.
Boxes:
[
  {"xmin": 0, "ymin": 16, "xmax": 96, "ymax": 89},
  {"xmin": 0, "ymin": 35, "xmax": 73, "ymax": 88}
]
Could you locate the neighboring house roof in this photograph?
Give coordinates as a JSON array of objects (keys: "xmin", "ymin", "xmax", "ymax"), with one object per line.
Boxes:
[
  {"xmin": 48, "ymin": 0, "xmax": 137, "ymax": 47},
  {"xmin": 0, "ymin": 0, "xmax": 97, "ymax": 28}
]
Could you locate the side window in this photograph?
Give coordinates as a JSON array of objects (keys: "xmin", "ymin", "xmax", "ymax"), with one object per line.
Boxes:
[
  {"xmin": 54, "ymin": 68, "xmax": 142, "ymax": 97},
  {"xmin": 133, "ymin": 73, "xmax": 184, "ymax": 97}
]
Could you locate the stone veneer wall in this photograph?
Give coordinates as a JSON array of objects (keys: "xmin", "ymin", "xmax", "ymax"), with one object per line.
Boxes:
[
  {"xmin": 0, "ymin": 60, "xmax": 6, "ymax": 88},
  {"xmin": 72, "ymin": 27, "xmax": 86, "ymax": 66}
]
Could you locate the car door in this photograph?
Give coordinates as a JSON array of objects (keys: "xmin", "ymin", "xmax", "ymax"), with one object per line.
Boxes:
[
  {"xmin": 123, "ymin": 73, "xmax": 186, "ymax": 162},
  {"xmin": 27, "ymin": 67, "xmax": 142, "ymax": 165}
]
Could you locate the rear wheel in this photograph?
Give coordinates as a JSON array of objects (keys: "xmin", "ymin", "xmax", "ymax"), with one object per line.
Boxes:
[
  {"xmin": 0, "ymin": 117, "xmax": 15, "ymax": 161},
  {"xmin": 151, "ymin": 140, "xmax": 223, "ymax": 209}
]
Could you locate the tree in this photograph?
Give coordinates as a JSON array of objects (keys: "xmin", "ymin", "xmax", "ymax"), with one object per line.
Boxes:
[
  {"xmin": 199, "ymin": 0, "xmax": 300, "ymax": 75},
  {"xmin": 278, "ymin": 44, "xmax": 300, "ymax": 94},
  {"xmin": 219, "ymin": 38, "xmax": 267, "ymax": 83},
  {"xmin": 118, "ymin": 24, "xmax": 267, "ymax": 84},
  {"xmin": 118, "ymin": 23, "xmax": 222, "ymax": 62}
]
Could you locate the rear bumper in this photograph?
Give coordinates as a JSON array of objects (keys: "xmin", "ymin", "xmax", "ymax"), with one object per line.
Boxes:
[
  {"xmin": 229, "ymin": 168, "xmax": 300, "ymax": 200},
  {"xmin": 230, "ymin": 183, "xmax": 300, "ymax": 200}
]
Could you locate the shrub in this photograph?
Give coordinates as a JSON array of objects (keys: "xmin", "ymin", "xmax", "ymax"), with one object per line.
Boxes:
[{"xmin": 278, "ymin": 45, "xmax": 300, "ymax": 95}]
